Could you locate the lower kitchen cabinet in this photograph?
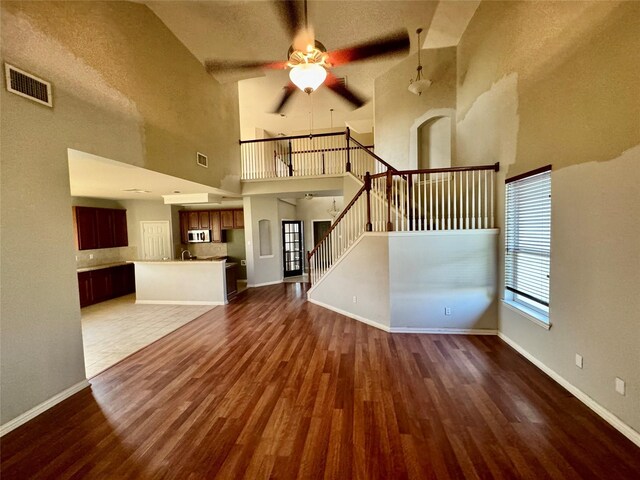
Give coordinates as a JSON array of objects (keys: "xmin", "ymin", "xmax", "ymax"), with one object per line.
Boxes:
[
  {"xmin": 77, "ymin": 263, "xmax": 135, "ymax": 308},
  {"xmin": 226, "ymin": 263, "xmax": 238, "ymax": 299}
]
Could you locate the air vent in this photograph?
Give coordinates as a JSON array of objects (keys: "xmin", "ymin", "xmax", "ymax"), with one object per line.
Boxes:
[
  {"xmin": 5, "ymin": 63, "xmax": 52, "ymax": 107},
  {"xmin": 196, "ymin": 152, "xmax": 208, "ymax": 168},
  {"xmin": 335, "ymin": 76, "xmax": 347, "ymax": 88}
]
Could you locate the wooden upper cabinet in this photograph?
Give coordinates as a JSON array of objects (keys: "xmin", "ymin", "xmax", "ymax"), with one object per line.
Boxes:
[
  {"xmin": 220, "ymin": 209, "xmax": 244, "ymax": 229},
  {"xmin": 96, "ymin": 208, "xmax": 115, "ymax": 248},
  {"xmin": 179, "ymin": 211, "xmax": 189, "ymax": 244},
  {"xmin": 73, "ymin": 207, "xmax": 128, "ymax": 250},
  {"xmin": 113, "ymin": 209, "xmax": 128, "ymax": 247},
  {"xmin": 188, "ymin": 212, "xmax": 200, "ymax": 230},
  {"xmin": 220, "ymin": 210, "xmax": 234, "ymax": 230},
  {"xmin": 233, "ymin": 209, "xmax": 244, "ymax": 229},
  {"xmin": 199, "ymin": 211, "xmax": 211, "ymax": 229},
  {"xmin": 73, "ymin": 207, "xmax": 98, "ymax": 250},
  {"xmin": 210, "ymin": 211, "xmax": 222, "ymax": 242}
]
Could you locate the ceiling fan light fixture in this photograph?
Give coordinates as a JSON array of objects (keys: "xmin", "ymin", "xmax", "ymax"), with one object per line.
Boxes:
[{"xmin": 289, "ymin": 63, "xmax": 327, "ymax": 94}]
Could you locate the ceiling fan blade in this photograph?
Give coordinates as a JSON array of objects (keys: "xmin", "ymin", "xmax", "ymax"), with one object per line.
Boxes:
[
  {"xmin": 272, "ymin": 83, "xmax": 297, "ymax": 113},
  {"xmin": 205, "ymin": 59, "xmax": 287, "ymax": 74},
  {"xmin": 325, "ymin": 73, "xmax": 366, "ymax": 109},
  {"xmin": 326, "ymin": 29, "xmax": 410, "ymax": 67},
  {"xmin": 273, "ymin": 0, "xmax": 304, "ymax": 39}
]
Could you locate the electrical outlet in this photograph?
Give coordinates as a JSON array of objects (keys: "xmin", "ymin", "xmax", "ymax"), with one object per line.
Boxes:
[
  {"xmin": 444, "ymin": 307, "xmax": 451, "ymax": 316},
  {"xmin": 240, "ymin": 260, "xmax": 246, "ymax": 266},
  {"xmin": 352, "ymin": 296, "xmax": 357, "ymax": 304},
  {"xmin": 75, "ymin": 255, "xmax": 78, "ymax": 261},
  {"xmin": 615, "ymin": 377, "xmax": 625, "ymax": 395},
  {"xmin": 575, "ymin": 354, "xmax": 583, "ymax": 369},
  {"xmin": 89, "ymin": 254, "xmax": 94, "ymax": 260}
]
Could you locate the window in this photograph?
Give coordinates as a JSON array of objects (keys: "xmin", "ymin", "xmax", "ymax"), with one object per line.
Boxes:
[{"xmin": 505, "ymin": 166, "xmax": 551, "ymax": 323}]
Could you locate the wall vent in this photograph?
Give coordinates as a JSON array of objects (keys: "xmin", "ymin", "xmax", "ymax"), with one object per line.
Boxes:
[
  {"xmin": 5, "ymin": 63, "xmax": 52, "ymax": 107},
  {"xmin": 196, "ymin": 152, "xmax": 208, "ymax": 168},
  {"xmin": 335, "ymin": 76, "xmax": 347, "ymax": 88}
]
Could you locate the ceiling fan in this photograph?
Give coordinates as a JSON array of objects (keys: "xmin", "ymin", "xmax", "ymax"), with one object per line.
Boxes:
[{"xmin": 204, "ymin": 0, "xmax": 410, "ymax": 114}]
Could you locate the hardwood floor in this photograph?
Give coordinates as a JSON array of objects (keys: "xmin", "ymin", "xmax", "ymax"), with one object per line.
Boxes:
[{"xmin": 1, "ymin": 283, "xmax": 639, "ymax": 479}]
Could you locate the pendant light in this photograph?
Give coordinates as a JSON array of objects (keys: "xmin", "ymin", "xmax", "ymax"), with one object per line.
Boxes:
[{"xmin": 408, "ymin": 28, "xmax": 431, "ymax": 96}]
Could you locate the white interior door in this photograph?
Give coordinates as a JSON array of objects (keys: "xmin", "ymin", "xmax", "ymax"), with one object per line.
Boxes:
[{"xmin": 141, "ymin": 221, "xmax": 171, "ymax": 260}]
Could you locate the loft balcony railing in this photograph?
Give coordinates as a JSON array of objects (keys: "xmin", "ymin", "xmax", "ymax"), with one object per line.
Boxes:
[{"xmin": 239, "ymin": 128, "xmax": 389, "ymax": 181}]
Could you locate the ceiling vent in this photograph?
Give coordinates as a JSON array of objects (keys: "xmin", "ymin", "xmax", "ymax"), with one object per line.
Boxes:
[
  {"xmin": 4, "ymin": 63, "xmax": 52, "ymax": 107},
  {"xmin": 196, "ymin": 152, "xmax": 208, "ymax": 168}
]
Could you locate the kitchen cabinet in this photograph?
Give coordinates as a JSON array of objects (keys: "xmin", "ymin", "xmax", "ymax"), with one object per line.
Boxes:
[
  {"xmin": 91, "ymin": 267, "xmax": 113, "ymax": 303},
  {"xmin": 179, "ymin": 211, "xmax": 189, "ymax": 244},
  {"xmin": 210, "ymin": 211, "xmax": 222, "ymax": 242},
  {"xmin": 113, "ymin": 210, "xmax": 128, "ymax": 247},
  {"xmin": 78, "ymin": 271, "xmax": 93, "ymax": 307},
  {"xmin": 221, "ymin": 209, "xmax": 244, "ymax": 230},
  {"xmin": 73, "ymin": 207, "xmax": 128, "ymax": 250},
  {"xmin": 73, "ymin": 207, "xmax": 99, "ymax": 250},
  {"xmin": 178, "ymin": 209, "xmax": 241, "ymax": 244},
  {"xmin": 77, "ymin": 263, "xmax": 135, "ymax": 308},
  {"xmin": 188, "ymin": 212, "xmax": 199, "ymax": 230},
  {"xmin": 199, "ymin": 211, "xmax": 211, "ymax": 229},
  {"xmin": 226, "ymin": 263, "xmax": 238, "ymax": 299},
  {"xmin": 233, "ymin": 209, "xmax": 244, "ymax": 229},
  {"xmin": 96, "ymin": 208, "xmax": 114, "ymax": 248},
  {"xmin": 220, "ymin": 210, "xmax": 234, "ymax": 230}
]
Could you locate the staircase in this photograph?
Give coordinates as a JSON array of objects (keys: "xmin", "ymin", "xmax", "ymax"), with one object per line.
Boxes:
[{"xmin": 240, "ymin": 128, "xmax": 499, "ymax": 287}]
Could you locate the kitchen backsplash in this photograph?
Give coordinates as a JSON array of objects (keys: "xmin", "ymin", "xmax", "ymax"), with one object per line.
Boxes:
[
  {"xmin": 76, "ymin": 246, "xmax": 137, "ymax": 268},
  {"xmin": 176, "ymin": 243, "xmax": 228, "ymax": 259}
]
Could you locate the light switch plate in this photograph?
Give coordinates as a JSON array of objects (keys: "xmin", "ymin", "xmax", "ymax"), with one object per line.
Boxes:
[{"xmin": 575, "ymin": 354, "xmax": 583, "ymax": 369}]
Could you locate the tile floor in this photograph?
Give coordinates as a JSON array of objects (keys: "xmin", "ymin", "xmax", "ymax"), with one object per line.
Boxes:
[{"xmin": 81, "ymin": 294, "xmax": 213, "ymax": 378}]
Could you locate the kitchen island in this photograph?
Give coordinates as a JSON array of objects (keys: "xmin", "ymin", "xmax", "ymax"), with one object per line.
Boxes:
[{"xmin": 134, "ymin": 259, "xmax": 235, "ymax": 305}]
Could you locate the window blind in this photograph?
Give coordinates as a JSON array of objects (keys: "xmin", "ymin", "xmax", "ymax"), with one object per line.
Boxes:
[{"xmin": 505, "ymin": 167, "xmax": 551, "ymax": 309}]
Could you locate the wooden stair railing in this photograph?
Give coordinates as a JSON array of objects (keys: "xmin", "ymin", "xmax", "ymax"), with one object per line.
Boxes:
[{"xmin": 307, "ymin": 162, "xmax": 500, "ymax": 285}]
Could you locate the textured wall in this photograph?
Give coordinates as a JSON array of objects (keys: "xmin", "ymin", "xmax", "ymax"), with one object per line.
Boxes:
[
  {"xmin": 374, "ymin": 47, "xmax": 457, "ymax": 170},
  {"xmin": 456, "ymin": 1, "xmax": 640, "ymax": 433},
  {"xmin": 1, "ymin": 1, "xmax": 240, "ymax": 426}
]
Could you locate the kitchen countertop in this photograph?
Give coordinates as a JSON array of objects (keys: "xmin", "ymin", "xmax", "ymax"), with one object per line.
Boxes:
[
  {"xmin": 77, "ymin": 261, "xmax": 132, "ymax": 273},
  {"xmin": 134, "ymin": 258, "xmax": 225, "ymax": 264}
]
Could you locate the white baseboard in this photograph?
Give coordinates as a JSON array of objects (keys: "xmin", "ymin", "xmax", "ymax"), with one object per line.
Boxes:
[
  {"xmin": 135, "ymin": 300, "xmax": 225, "ymax": 305},
  {"xmin": 0, "ymin": 380, "xmax": 90, "ymax": 437},
  {"xmin": 248, "ymin": 279, "xmax": 283, "ymax": 288},
  {"xmin": 308, "ymin": 299, "xmax": 498, "ymax": 336},
  {"xmin": 307, "ymin": 298, "xmax": 391, "ymax": 332},
  {"xmin": 391, "ymin": 327, "xmax": 498, "ymax": 335},
  {"xmin": 497, "ymin": 332, "xmax": 640, "ymax": 448}
]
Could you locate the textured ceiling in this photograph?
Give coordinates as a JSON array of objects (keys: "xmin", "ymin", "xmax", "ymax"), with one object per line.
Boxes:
[{"xmin": 143, "ymin": 1, "xmax": 440, "ymax": 136}]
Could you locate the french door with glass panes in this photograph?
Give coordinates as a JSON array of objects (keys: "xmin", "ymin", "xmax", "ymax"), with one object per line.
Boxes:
[{"xmin": 282, "ymin": 220, "xmax": 303, "ymax": 277}]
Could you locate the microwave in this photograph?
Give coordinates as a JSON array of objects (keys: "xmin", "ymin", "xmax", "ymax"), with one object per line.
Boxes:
[{"xmin": 187, "ymin": 229, "xmax": 211, "ymax": 243}]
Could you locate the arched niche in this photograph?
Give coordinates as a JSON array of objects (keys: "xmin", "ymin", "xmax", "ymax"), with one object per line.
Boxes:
[{"xmin": 409, "ymin": 108, "xmax": 456, "ymax": 170}]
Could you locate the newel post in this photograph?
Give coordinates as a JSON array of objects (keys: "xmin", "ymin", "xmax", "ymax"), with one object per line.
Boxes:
[
  {"xmin": 345, "ymin": 127, "xmax": 352, "ymax": 173},
  {"xmin": 306, "ymin": 251, "xmax": 312, "ymax": 285},
  {"xmin": 386, "ymin": 169, "xmax": 393, "ymax": 232},
  {"xmin": 407, "ymin": 174, "xmax": 413, "ymax": 231},
  {"xmin": 288, "ymin": 140, "xmax": 293, "ymax": 177},
  {"xmin": 365, "ymin": 171, "xmax": 373, "ymax": 232}
]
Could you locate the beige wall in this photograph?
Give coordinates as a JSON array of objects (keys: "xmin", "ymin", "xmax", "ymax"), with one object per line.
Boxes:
[
  {"xmin": 1, "ymin": 1, "xmax": 240, "ymax": 426},
  {"xmin": 374, "ymin": 47, "xmax": 457, "ymax": 170},
  {"xmin": 457, "ymin": 1, "xmax": 640, "ymax": 433}
]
